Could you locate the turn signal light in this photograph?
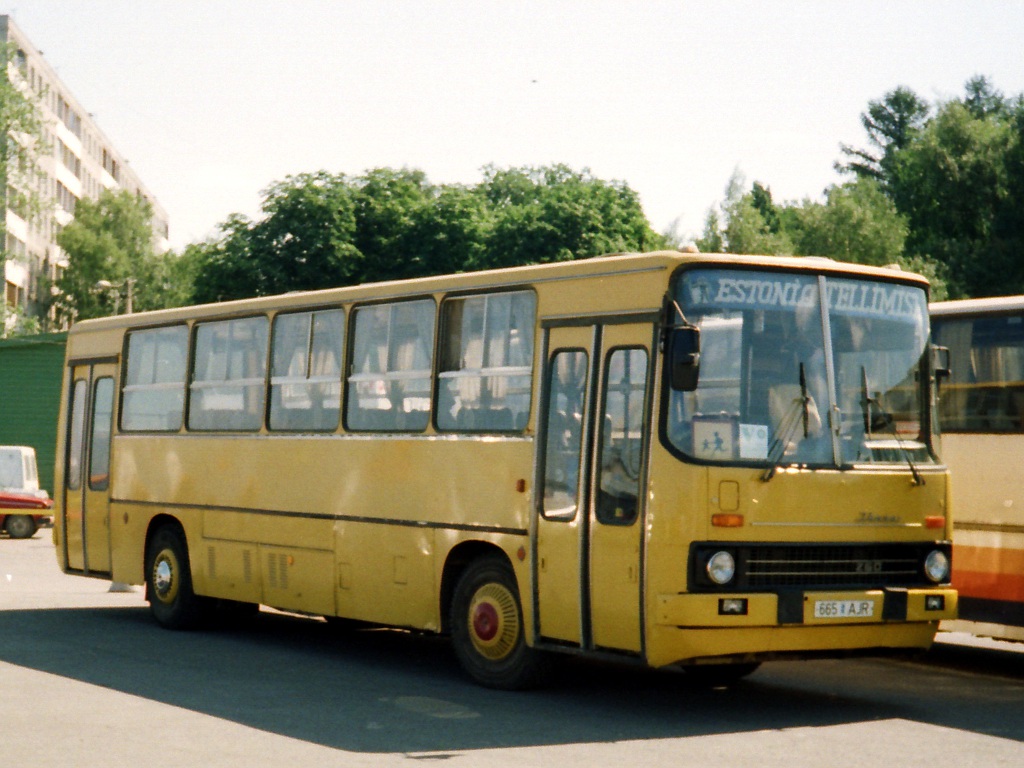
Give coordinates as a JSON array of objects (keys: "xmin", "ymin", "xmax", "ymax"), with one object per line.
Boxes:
[
  {"xmin": 925, "ymin": 516, "xmax": 946, "ymax": 529},
  {"xmin": 712, "ymin": 514, "xmax": 744, "ymax": 528}
]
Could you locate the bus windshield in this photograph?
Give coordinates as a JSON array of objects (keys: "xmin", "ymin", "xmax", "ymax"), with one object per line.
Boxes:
[{"xmin": 666, "ymin": 268, "xmax": 936, "ymax": 469}]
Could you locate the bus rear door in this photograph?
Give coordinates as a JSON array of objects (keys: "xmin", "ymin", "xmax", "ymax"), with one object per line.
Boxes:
[{"xmin": 62, "ymin": 361, "xmax": 116, "ymax": 575}]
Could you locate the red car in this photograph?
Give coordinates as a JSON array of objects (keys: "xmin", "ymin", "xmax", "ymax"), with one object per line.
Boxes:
[{"xmin": 0, "ymin": 490, "xmax": 53, "ymax": 539}]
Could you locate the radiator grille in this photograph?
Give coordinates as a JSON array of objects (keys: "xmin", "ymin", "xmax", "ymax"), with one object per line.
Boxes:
[
  {"xmin": 691, "ymin": 542, "xmax": 947, "ymax": 591},
  {"xmin": 746, "ymin": 545, "xmax": 920, "ymax": 588}
]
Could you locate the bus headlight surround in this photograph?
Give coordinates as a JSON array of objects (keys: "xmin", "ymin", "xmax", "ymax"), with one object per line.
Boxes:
[
  {"xmin": 706, "ymin": 550, "xmax": 736, "ymax": 586},
  {"xmin": 924, "ymin": 550, "xmax": 950, "ymax": 583}
]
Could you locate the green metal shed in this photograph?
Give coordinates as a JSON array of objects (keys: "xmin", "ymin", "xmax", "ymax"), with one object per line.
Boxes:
[{"xmin": 0, "ymin": 333, "xmax": 67, "ymax": 496}]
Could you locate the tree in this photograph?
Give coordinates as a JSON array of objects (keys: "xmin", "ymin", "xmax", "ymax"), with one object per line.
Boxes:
[
  {"xmin": 704, "ymin": 172, "xmax": 793, "ymax": 256},
  {"xmin": 188, "ymin": 164, "xmax": 663, "ymax": 300},
  {"xmin": 694, "ymin": 209, "xmax": 724, "ymax": 253},
  {"xmin": 478, "ymin": 164, "xmax": 661, "ymax": 269},
  {"xmin": 962, "ymin": 75, "xmax": 1007, "ymax": 119},
  {"xmin": 891, "ymin": 99, "xmax": 1016, "ymax": 297},
  {"xmin": 249, "ymin": 171, "xmax": 361, "ymax": 292},
  {"xmin": 837, "ymin": 78, "xmax": 1024, "ymax": 298},
  {"xmin": 788, "ymin": 179, "xmax": 908, "ymax": 266},
  {"xmin": 352, "ymin": 167, "xmax": 435, "ymax": 282},
  {"xmin": 0, "ymin": 43, "xmax": 48, "ymax": 336},
  {"xmin": 54, "ymin": 189, "xmax": 158, "ymax": 322},
  {"xmin": 837, "ymin": 86, "xmax": 930, "ymax": 185}
]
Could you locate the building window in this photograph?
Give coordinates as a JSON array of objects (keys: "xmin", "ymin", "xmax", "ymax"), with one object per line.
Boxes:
[
  {"xmin": 55, "ymin": 180, "xmax": 78, "ymax": 214},
  {"xmin": 58, "ymin": 139, "xmax": 82, "ymax": 179}
]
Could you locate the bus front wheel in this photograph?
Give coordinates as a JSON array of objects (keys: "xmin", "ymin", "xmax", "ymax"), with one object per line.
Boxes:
[
  {"xmin": 449, "ymin": 554, "xmax": 549, "ymax": 690},
  {"xmin": 145, "ymin": 524, "xmax": 208, "ymax": 630}
]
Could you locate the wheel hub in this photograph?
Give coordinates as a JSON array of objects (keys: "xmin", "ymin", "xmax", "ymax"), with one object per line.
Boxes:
[{"xmin": 472, "ymin": 601, "xmax": 500, "ymax": 641}]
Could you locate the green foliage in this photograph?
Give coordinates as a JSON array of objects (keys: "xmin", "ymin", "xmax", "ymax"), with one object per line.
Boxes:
[
  {"xmin": 187, "ymin": 164, "xmax": 662, "ymax": 302},
  {"xmin": 55, "ymin": 189, "xmax": 158, "ymax": 321},
  {"xmin": 836, "ymin": 86, "xmax": 930, "ymax": 185},
  {"xmin": 788, "ymin": 180, "xmax": 908, "ymax": 267},
  {"xmin": 839, "ymin": 76, "xmax": 1024, "ymax": 299}
]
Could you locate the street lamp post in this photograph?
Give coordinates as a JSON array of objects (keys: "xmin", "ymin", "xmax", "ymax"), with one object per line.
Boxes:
[{"xmin": 95, "ymin": 278, "xmax": 136, "ymax": 314}]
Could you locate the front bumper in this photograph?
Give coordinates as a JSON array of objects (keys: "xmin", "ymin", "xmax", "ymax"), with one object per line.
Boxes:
[{"xmin": 657, "ymin": 587, "xmax": 958, "ymax": 628}]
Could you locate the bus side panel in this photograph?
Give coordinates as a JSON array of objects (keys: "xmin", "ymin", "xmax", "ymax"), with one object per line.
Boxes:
[
  {"xmin": 335, "ymin": 521, "xmax": 436, "ymax": 629},
  {"xmin": 110, "ymin": 434, "xmax": 533, "ymax": 629}
]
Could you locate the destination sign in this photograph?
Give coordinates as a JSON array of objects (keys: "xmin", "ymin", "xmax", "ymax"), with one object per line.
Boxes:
[{"xmin": 682, "ymin": 270, "xmax": 925, "ymax": 321}]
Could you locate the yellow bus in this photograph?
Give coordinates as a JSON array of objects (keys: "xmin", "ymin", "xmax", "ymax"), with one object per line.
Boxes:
[
  {"xmin": 931, "ymin": 296, "xmax": 1024, "ymax": 642},
  {"xmin": 54, "ymin": 250, "xmax": 957, "ymax": 688}
]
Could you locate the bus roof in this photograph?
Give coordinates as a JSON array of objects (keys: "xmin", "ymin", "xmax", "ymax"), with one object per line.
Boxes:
[
  {"xmin": 930, "ymin": 294, "xmax": 1024, "ymax": 316},
  {"xmin": 68, "ymin": 250, "xmax": 928, "ymax": 336}
]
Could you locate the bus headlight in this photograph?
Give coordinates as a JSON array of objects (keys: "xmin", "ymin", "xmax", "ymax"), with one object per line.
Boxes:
[
  {"xmin": 924, "ymin": 550, "xmax": 950, "ymax": 583},
  {"xmin": 706, "ymin": 551, "xmax": 736, "ymax": 586}
]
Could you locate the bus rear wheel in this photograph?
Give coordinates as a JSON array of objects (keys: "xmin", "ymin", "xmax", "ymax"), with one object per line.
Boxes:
[
  {"xmin": 145, "ymin": 524, "xmax": 209, "ymax": 630},
  {"xmin": 450, "ymin": 554, "xmax": 549, "ymax": 689},
  {"xmin": 5, "ymin": 514, "xmax": 37, "ymax": 539}
]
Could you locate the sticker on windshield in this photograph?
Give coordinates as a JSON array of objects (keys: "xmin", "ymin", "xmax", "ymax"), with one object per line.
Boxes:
[{"xmin": 739, "ymin": 423, "xmax": 769, "ymax": 460}]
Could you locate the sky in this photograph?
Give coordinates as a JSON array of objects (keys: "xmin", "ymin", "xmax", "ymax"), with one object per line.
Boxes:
[{"xmin": 5, "ymin": 1, "xmax": 1024, "ymax": 251}]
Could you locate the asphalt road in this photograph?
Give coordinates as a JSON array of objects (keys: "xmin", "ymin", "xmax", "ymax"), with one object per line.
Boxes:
[{"xmin": 2, "ymin": 533, "xmax": 1023, "ymax": 767}]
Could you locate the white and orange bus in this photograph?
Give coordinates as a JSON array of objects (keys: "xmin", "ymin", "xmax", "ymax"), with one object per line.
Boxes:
[
  {"xmin": 931, "ymin": 296, "xmax": 1024, "ymax": 642},
  {"xmin": 54, "ymin": 250, "xmax": 956, "ymax": 688}
]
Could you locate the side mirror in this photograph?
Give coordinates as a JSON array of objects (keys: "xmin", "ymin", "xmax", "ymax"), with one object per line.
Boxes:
[
  {"xmin": 932, "ymin": 344, "xmax": 951, "ymax": 381},
  {"xmin": 669, "ymin": 326, "xmax": 701, "ymax": 391}
]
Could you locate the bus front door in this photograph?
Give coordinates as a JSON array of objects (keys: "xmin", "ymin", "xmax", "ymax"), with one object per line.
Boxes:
[
  {"xmin": 62, "ymin": 362, "xmax": 116, "ymax": 575},
  {"xmin": 535, "ymin": 323, "xmax": 651, "ymax": 655}
]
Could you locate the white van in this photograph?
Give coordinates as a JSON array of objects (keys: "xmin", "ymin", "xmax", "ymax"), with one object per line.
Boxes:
[{"xmin": 0, "ymin": 446, "xmax": 53, "ymax": 539}]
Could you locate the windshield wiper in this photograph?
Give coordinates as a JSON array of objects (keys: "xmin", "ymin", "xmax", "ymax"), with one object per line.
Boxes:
[
  {"xmin": 762, "ymin": 363, "xmax": 812, "ymax": 482},
  {"xmin": 859, "ymin": 366, "xmax": 924, "ymax": 486}
]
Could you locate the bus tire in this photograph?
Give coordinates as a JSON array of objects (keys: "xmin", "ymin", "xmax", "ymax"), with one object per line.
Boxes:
[
  {"xmin": 145, "ymin": 524, "xmax": 208, "ymax": 630},
  {"xmin": 5, "ymin": 514, "xmax": 37, "ymax": 539},
  {"xmin": 449, "ymin": 554, "xmax": 549, "ymax": 690}
]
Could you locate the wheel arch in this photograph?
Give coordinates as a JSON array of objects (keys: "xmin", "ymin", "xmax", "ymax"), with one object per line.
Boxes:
[
  {"xmin": 143, "ymin": 513, "xmax": 187, "ymax": 594},
  {"xmin": 439, "ymin": 540, "xmax": 514, "ymax": 634}
]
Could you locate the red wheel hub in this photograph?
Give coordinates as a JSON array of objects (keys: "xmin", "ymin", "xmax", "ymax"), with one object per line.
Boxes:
[{"xmin": 472, "ymin": 601, "xmax": 500, "ymax": 641}]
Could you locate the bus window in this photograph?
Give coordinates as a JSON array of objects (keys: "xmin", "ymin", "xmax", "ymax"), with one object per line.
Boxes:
[
  {"xmin": 667, "ymin": 269, "xmax": 933, "ymax": 468},
  {"xmin": 541, "ymin": 350, "xmax": 588, "ymax": 519},
  {"xmin": 347, "ymin": 299, "xmax": 435, "ymax": 431},
  {"xmin": 269, "ymin": 309, "xmax": 344, "ymax": 431},
  {"xmin": 122, "ymin": 326, "xmax": 188, "ymax": 432},
  {"xmin": 66, "ymin": 379, "xmax": 87, "ymax": 491},
  {"xmin": 437, "ymin": 291, "xmax": 535, "ymax": 432},
  {"xmin": 188, "ymin": 317, "xmax": 269, "ymax": 431},
  {"xmin": 596, "ymin": 348, "xmax": 648, "ymax": 525},
  {"xmin": 89, "ymin": 378, "xmax": 114, "ymax": 490},
  {"xmin": 933, "ymin": 314, "xmax": 1024, "ymax": 432}
]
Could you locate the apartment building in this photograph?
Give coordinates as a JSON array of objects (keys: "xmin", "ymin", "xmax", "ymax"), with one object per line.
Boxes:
[{"xmin": 1, "ymin": 15, "xmax": 169, "ymax": 322}]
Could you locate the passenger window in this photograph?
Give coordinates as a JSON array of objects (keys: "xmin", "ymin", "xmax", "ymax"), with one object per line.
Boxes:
[
  {"xmin": 189, "ymin": 317, "xmax": 269, "ymax": 431},
  {"xmin": 596, "ymin": 349, "xmax": 648, "ymax": 525},
  {"xmin": 347, "ymin": 299, "xmax": 435, "ymax": 431},
  {"xmin": 122, "ymin": 326, "xmax": 188, "ymax": 431},
  {"xmin": 269, "ymin": 309, "xmax": 344, "ymax": 431},
  {"xmin": 67, "ymin": 379, "xmax": 87, "ymax": 491},
  {"xmin": 437, "ymin": 291, "xmax": 535, "ymax": 432},
  {"xmin": 541, "ymin": 350, "xmax": 588, "ymax": 519},
  {"xmin": 89, "ymin": 378, "xmax": 114, "ymax": 491}
]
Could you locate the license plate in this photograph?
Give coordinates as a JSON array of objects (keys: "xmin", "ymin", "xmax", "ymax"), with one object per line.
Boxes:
[{"xmin": 813, "ymin": 599, "xmax": 875, "ymax": 619}]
